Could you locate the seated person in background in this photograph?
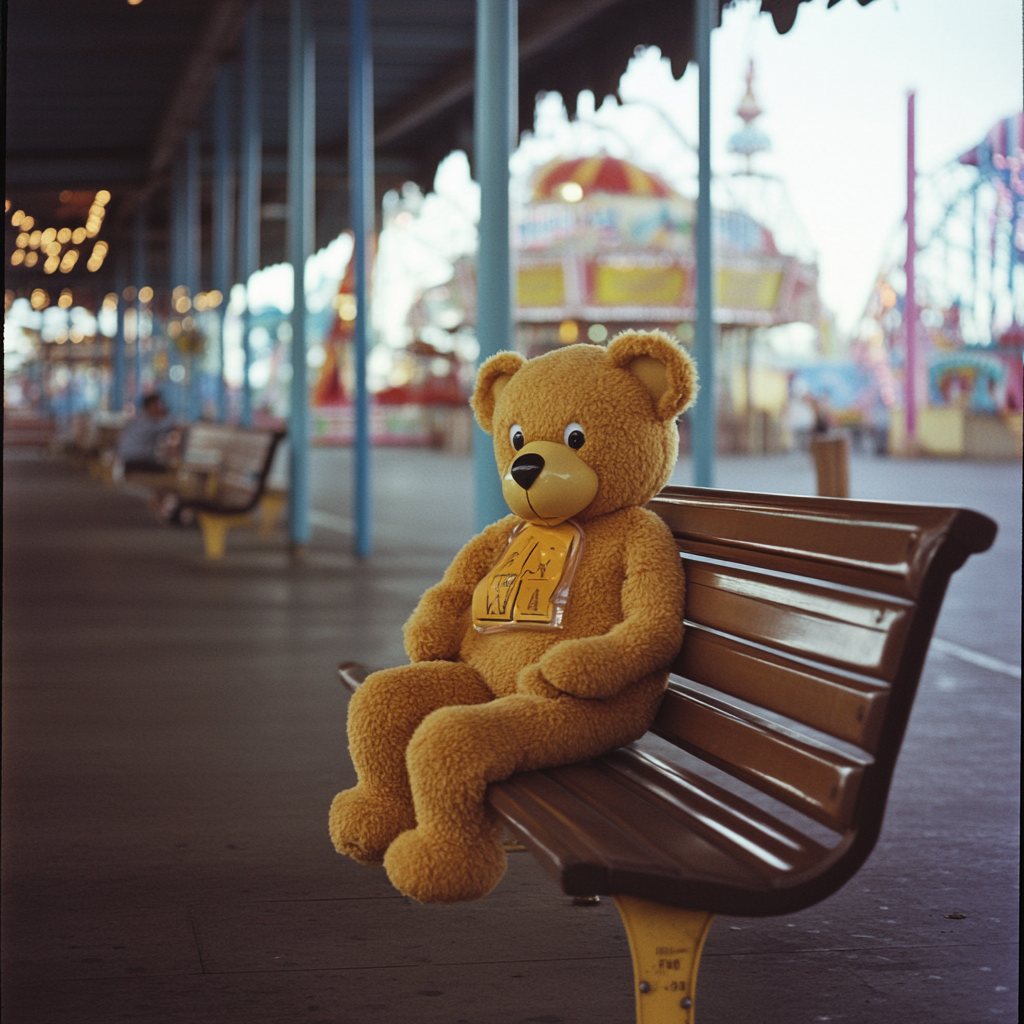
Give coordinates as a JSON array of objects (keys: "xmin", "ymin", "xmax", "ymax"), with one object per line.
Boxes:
[{"xmin": 118, "ymin": 393, "xmax": 177, "ymax": 474}]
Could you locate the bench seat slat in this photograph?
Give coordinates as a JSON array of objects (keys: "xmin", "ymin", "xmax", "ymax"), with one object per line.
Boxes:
[
  {"xmin": 684, "ymin": 561, "xmax": 912, "ymax": 680},
  {"xmin": 571, "ymin": 750, "xmax": 829, "ymax": 878},
  {"xmin": 490, "ymin": 770, "xmax": 693, "ymax": 893},
  {"xmin": 653, "ymin": 682, "xmax": 868, "ymax": 830},
  {"xmin": 675, "ymin": 625, "xmax": 890, "ymax": 751}
]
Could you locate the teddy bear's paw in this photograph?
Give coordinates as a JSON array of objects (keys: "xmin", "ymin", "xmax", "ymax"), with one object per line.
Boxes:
[
  {"xmin": 515, "ymin": 663, "xmax": 563, "ymax": 700},
  {"xmin": 383, "ymin": 827, "xmax": 507, "ymax": 903},
  {"xmin": 328, "ymin": 787, "xmax": 415, "ymax": 866}
]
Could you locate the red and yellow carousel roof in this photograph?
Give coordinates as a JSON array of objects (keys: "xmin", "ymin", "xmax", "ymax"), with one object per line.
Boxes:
[{"xmin": 532, "ymin": 156, "xmax": 677, "ymax": 202}]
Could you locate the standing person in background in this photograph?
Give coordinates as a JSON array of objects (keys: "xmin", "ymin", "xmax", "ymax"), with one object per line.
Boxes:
[{"xmin": 118, "ymin": 393, "xmax": 178, "ymax": 474}]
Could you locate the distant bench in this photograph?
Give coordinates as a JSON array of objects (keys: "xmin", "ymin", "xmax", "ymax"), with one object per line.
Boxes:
[
  {"xmin": 339, "ymin": 486, "xmax": 996, "ymax": 1023},
  {"xmin": 125, "ymin": 424, "xmax": 286, "ymax": 559},
  {"xmin": 59, "ymin": 415, "xmax": 127, "ymax": 480}
]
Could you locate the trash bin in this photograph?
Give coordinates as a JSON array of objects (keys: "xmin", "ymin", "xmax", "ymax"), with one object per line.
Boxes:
[{"xmin": 810, "ymin": 432, "xmax": 850, "ymax": 497}]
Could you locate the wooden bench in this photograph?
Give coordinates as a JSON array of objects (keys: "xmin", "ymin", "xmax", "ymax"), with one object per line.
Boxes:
[
  {"xmin": 121, "ymin": 424, "xmax": 287, "ymax": 557},
  {"xmin": 338, "ymin": 485, "xmax": 996, "ymax": 1023},
  {"xmin": 122, "ymin": 422, "xmax": 236, "ymax": 500},
  {"xmin": 173, "ymin": 428, "xmax": 286, "ymax": 559}
]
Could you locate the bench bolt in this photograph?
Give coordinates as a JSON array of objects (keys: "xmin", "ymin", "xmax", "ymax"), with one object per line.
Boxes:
[
  {"xmin": 638, "ymin": 981, "xmax": 651, "ymax": 993},
  {"xmin": 680, "ymin": 997, "xmax": 693, "ymax": 1008}
]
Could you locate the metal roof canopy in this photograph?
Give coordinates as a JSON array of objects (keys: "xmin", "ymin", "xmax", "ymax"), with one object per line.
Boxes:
[{"xmin": 4, "ymin": 0, "xmax": 872, "ymax": 299}]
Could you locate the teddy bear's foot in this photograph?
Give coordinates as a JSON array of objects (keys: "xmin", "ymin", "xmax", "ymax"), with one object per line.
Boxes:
[
  {"xmin": 329, "ymin": 786, "xmax": 415, "ymax": 866},
  {"xmin": 383, "ymin": 825, "xmax": 507, "ymax": 903}
]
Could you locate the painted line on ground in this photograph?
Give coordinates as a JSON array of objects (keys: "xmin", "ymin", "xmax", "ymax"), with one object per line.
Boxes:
[
  {"xmin": 930, "ymin": 637, "xmax": 1021, "ymax": 679},
  {"xmin": 309, "ymin": 509, "xmax": 354, "ymax": 534}
]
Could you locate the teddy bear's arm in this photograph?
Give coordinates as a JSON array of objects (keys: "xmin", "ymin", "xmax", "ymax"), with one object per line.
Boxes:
[
  {"xmin": 403, "ymin": 516, "xmax": 519, "ymax": 663},
  {"xmin": 535, "ymin": 509, "xmax": 685, "ymax": 699}
]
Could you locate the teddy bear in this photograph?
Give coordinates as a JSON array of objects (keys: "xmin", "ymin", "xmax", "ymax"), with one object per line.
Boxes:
[{"xmin": 329, "ymin": 329, "xmax": 697, "ymax": 903}]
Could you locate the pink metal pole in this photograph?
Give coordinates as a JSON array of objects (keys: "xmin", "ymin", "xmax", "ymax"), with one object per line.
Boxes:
[{"xmin": 904, "ymin": 90, "xmax": 917, "ymax": 442}]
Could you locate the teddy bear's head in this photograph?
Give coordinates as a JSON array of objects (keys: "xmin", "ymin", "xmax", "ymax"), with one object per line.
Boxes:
[{"xmin": 471, "ymin": 330, "xmax": 697, "ymax": 526}]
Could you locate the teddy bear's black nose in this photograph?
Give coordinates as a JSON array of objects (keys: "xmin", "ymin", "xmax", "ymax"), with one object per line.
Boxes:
[{"xmin": 510, "ymin": 452, "xmax": 545, "ymax": 490}]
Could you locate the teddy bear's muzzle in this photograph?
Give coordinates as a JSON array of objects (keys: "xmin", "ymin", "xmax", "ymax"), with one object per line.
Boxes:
[{"xmin": 502, "ymin": 441, "xmax": 599, "ymax": 525}]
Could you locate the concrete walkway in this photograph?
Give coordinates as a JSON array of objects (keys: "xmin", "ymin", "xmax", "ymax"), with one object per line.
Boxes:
[{"xmin": 3, "ymin": 447, "xmax": 1019, "ymax": 1023}]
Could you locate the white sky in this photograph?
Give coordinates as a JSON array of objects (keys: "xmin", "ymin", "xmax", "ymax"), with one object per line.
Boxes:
[{"xmin": 514, "ymin": 0, "xmax": 1023, "ymax": 336}]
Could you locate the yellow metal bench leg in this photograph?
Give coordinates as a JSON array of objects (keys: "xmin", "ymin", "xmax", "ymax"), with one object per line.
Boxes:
[
  {"xmin": 198, "ymin": 513, "xmax": 230, "ymax": 559},
  {"xmin": 258, "ymin": 489, "xmax": 287, "ymax": 536},
  {"xmin": 613, "ymin": 896, "xmax": 715, "ymax": 1024},
  {"xmin": 198, "ymin": 512, "xmax": 255, "ymax": 559}
]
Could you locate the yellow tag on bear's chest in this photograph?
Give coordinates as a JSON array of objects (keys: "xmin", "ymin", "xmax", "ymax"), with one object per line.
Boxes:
[{"xmin": 471, "ymin": 520, "xmax": 584, "ymax": 633}]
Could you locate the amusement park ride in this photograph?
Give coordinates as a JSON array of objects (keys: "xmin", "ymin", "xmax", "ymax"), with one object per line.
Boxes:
[{"xmin": 857, "ymin": 109, "xmax": 1023, "ymax": 458}]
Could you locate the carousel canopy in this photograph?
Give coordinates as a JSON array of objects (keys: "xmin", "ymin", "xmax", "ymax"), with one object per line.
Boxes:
[
  {"xmin": 532, "ymin": 155, "xmax": 676, "ymax": 202},
  {"xmin": 516, "ymin": 155, "xmax": 820, "ymax": 329}
]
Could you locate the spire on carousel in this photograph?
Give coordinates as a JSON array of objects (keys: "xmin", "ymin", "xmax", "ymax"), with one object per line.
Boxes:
[{"xmin": 729, "ymin": 59, "xmax": 771, "ymax": 174}]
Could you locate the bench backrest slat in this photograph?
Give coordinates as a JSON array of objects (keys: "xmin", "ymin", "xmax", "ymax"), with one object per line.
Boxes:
[
  {"xmin": 676, "ymin": 625, "xmax": 889, "ymax": 751},
  {"xmin": 655, "ymin": 682, "xmax": 868, "ymax": 831},
  {"xmin": 180, "ymin": 424, "xmax": 237, "ymax": 473},
  {"xmin": 683, "ymin": 558, "xmax": 913, "ymax": 681},
  {"xmin": 652, "ymin": 490, "xmax": 966, "ymax": 599}
]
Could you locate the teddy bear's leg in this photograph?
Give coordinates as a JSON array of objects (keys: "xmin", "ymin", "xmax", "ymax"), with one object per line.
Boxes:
[
  {"xmin": 329, "ymin": 661, "xmax": 492, "ymax": 865},
  {"xmin": 383, "ymin": 689, "xmax": 653, "ymax": 903}
]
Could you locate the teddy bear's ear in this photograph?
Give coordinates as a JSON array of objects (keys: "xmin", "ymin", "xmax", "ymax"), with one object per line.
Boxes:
[
  {"xmin": 607, "ymin": 329, "xmax": 699, "ymax": 421},
  {"xmin": 471, "ymin": 351, "xmax": 526, "ymax": 434}
]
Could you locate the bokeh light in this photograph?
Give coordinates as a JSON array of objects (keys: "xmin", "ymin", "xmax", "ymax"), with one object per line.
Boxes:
[{"xmin": 558, "ymin": 320, "xmax": 579, "ymax": 343}]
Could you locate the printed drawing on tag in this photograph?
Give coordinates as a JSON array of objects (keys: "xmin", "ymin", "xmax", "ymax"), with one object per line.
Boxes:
[
  {"xmin": 487, "ymin": 572, "xmax": 520, "ymax": 616},
  {"xmin": 486, "ymin": 542, "xmax": 550, "ymax": 616},
  {"xmin": 472, "ymin": 520, "xmax": 584, "ymax": 632}
]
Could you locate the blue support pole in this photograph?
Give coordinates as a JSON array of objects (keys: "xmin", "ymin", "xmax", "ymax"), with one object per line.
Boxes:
[
  {"xmin": 693, "ymin": 0, "xmax": 716, "ymax": 488},
  {"xmin": 134, "ymin": 201, "xmax": 147, "ymax": 401},
  {"xmin": 350, "ymin": 0, "xmax": 374, "ymax": 559},
  {"xmin": 213, "ymin": 63, "xmax": 235, "ymax": 423},
  {"xmin": 238, "ymin": 1, "xmax": 262, "ymax": 428},
  {"xmin": 170, "ymin": 161, "xmax": 187, "ymax": 420},
  {"xmin": 473, "ymin": 0, "xmax": 517, "ymax": 533},
  {"xmin": 287, "ymin": 0, "xmax": 315, "ymax": 551},
  {"xmin": 185, "ymin": 130, "xmax": 202, "ymax": 422},
  {"xmin": 112, "ymin": 259, "xmax": 127, "ymax": 413},
  {"xmin": 172, "ymin": 159, "xmax": 185, "ymax": 291}
]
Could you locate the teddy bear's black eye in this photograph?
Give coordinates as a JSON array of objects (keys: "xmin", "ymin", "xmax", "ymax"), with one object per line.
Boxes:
[
  {"xmin": 564, "ymin": 422, "xmax": 585, "ymax": 449},
  {"xmin": 509, "ymin": 424, "xmax": 525, "ymax": 450}
]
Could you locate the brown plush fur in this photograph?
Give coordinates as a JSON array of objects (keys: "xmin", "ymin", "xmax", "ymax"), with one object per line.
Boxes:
[{"xmin": 330, "ymin": 330, "xmax": 697, "ymax": 902}]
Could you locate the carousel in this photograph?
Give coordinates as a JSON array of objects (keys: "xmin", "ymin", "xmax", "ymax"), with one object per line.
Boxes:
[{"xmin": 515, "ymin": 154, "xmax": 819, "ymax": 351}]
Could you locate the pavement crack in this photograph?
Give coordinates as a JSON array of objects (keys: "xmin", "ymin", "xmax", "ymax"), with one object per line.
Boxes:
[{"xmin": 187, "ymin": 911, "xmax": 207, "ymax": 974}]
